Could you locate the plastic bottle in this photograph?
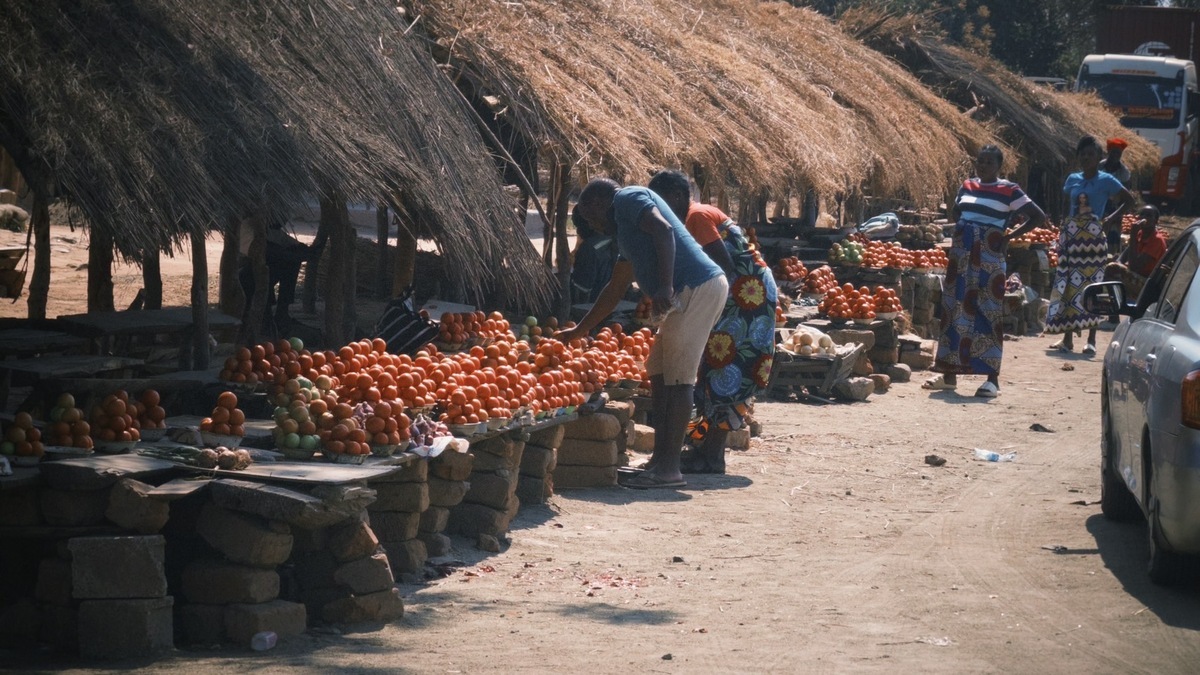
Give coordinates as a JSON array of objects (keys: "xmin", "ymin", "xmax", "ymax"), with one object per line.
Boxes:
[
  {"xmin": 974, "ymin": 448, "xmax": 1016, "ymax": 462},
  {"xmin": 250, "ymin": 631, "xmax": 278, "ymax": 651}
]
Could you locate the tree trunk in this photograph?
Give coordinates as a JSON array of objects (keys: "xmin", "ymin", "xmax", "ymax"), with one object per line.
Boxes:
[
  {"xmin": 218, "ymin": 215, "xmax": 243, "ymax": 317},
  {"xmin": 236, "ymin": 215, "xmax": 267, "ymax": 346},
  {"xmin": 376, "ymin": 203, "xmax": 390, "ymax": 299},
  {"xmin": 321, "ymin": 193, "xmax": 355, "ymax": 347},
  {"xmin": 26, "ymin": 189, "xmax": 50, "ymax": 320},
  {"xmin": 142, "ymin": 250, "xmax": 162, "ymax": 310},
  {"xmin": 542, "ymin": 165, "xmax": 559, "ymax": 267},
  {"xmin": 553, "ymin": 164, "xmax": 572, "ymax": 321},
  {"xmin": 302, "ymin": 213, "xmax": 331, "ymax": 314},
  {"xmin": 392, "ymin": 221, "xmax": 417, "ymax": 297},
  {"xmin": 189, "ymin": 229, "xmax": 210, "ymax": 370},
  {"xmin": 88, "ymin": 224, "xmax": 114, "ymax": 313}
]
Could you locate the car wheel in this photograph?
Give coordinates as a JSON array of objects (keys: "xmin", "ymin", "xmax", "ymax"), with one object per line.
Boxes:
[
  {"xmin": 1147, "ymin": 495, "xmax": 1192, "ymax": 586},
  {"xmin": 1100, "ymin": 383, "xmax": 1140, "ymax": 521}
]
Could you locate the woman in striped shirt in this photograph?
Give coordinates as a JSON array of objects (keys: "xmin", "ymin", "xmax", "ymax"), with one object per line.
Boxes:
[{"xmin": 924, "ymin": 145, "xmax": 1046, "ymax": 398}]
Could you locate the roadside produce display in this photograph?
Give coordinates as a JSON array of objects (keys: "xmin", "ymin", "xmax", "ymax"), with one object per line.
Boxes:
[
  {"xmin": 897, "ymin": 222, "xmax": 944, "ymax": 248},
  {"xmin": 801, "ymin": 265, "xmax": 838, "ymax": 294},
  {"xmin": 44, "ymin": 393, "xmax": 92, "ymax": 449},
  {"xmin": 773, "ymin": 256, "xmax": 808, "ymax": 283},
  {"xmin": 1, "ymin": 411, "xmax": 43, "ymax": 461},
  {"xmin": 818, "ymin": 284, "xmax": 877, "ymax": 323}
]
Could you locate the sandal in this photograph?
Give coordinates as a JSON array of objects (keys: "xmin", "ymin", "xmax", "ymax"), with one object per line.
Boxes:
[
  {"xmin": 1049, "ymin": 340, "xmax": 1073, "ymax": 352},
  {"xmin": 974, "ymin": 381, "xmax": 1000, "ymax": 398},
  {"xmin": 921, "ymin": 375, "xmax": 957, "ymax": 391},
  {"xmin": 623, "ymin": 471, "xmax": 687, "ymax": 490}
]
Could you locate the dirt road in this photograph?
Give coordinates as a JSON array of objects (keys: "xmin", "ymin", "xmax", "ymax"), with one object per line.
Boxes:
[{"xmin": 7, "ymin": 329, "xmax": 1189, "ymax": 674}]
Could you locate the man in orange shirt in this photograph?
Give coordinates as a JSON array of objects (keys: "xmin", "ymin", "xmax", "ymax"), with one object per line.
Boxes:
[{"xmin": 1104, "ymin": 205, "xmax": 1167, "ymax": 301}]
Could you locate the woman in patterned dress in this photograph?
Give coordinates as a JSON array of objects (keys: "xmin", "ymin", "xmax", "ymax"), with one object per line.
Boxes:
[
  {"xmin": 1046, "ymin": 135, "xmax": 1136, "ymax": 354},
  {"xmin": 649, "ymin": 170, "xmax": 777, "ymax": 473},
  {"xmin": 924, "ymin": 145, "xmax": 1046, "ymax": 398}
]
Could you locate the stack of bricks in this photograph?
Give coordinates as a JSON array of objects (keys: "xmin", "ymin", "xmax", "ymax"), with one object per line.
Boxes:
[
  {"xmin": 901, "ymin": 272, "xmax": 943, "ymax": 339},
  {"xmin": 517, "ymin": 424, "xmax": 563, "ymax": 505},
  {"xmin": 287, "ymin": 517, "xmax": 403, "ymax": 625},
  {"xmin": 420, "ymin": 448, "xmax": 473, "ymax": 556},
  {"xmin": 448, "ymin": 434, "xmax": 523, "ymax": 540},
  {"xmin": 553, "ymin": 411, "xmax": 625, "ymax": 488},
  {"xmin": 368, "ymin": 457, "xmax": 436, "ymax": 579},
  {"xmin": 68, "ymin": 535, "xmax": 175, "ymax": 659}
]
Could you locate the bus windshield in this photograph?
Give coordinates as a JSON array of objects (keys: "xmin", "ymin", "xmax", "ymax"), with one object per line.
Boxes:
[{"xmin": 1078, "ymin": 73, "xmax": 1184, "ymax": 129}]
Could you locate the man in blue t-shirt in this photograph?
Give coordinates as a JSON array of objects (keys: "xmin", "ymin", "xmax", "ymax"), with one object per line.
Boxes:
[{"xmin": 560, "ymin": 178, "xmax": 727, "ymax": 489}]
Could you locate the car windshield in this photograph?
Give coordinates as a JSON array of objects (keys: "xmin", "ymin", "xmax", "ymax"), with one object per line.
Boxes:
[{"xmin": 1079, "ymin": 74, "xmax": 1184, "ymax": 129}]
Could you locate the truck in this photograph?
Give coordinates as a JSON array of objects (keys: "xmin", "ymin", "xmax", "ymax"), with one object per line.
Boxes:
[{"xmin": 1076, "ymin": 6, "xmax": 1200, "ymax": 209}]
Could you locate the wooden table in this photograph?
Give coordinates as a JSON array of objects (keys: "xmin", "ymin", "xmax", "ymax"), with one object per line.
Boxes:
[
  {"xmin": 0, "ymin": 328, "xmax": 89, "ymax": 358},
  {"xmin": 56, "ymin": 307, "xmax": 240, "ymax": 369}
]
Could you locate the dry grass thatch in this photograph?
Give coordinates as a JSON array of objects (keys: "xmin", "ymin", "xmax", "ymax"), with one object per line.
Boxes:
[
  {"xmin": 840, "ymin": 8, "xmax": 1160, "ymax": 175},
  {"xmin": 405, "ymin": 0, "xmax": 1008, "ymax": 205},
  {"xmin": 0, "ymin": 0, "xmax": 553, "ymax": 307}
]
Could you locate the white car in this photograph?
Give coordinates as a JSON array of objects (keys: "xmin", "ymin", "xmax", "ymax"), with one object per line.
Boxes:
[{"xmin": 1085, "ymin": 225, "xmax": 1200, "ymax": 585}]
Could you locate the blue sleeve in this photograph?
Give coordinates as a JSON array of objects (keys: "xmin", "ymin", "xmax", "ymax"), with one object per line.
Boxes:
[
  {"xmin": 1063, "ymin": 173, "xmax": 1080, "ymax": 196},
  {"xmin": 612, "ymin": 188, "xmax": 658, "ymax": 230},
  {"xmin": 1101, "ymin": 173, "xmax": 1124, "ymax": 198}
]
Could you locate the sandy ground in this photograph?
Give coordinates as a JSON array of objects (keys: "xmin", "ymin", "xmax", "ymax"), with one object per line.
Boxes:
[{"xmin": 4, "ymin": 219, "xmax": 1200, "ymax": 673}]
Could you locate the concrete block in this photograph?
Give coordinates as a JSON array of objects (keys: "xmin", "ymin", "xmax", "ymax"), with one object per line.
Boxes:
[
  {"xmin": 78, "ymin": 596, "xmax": 174, "ymax": 659},
  {"xmin": 557, "ymin": 439, "xmax": 619, "ymax": 467},
  {"xmin": 868, "ymin": 344, "xmax": 900, "ymax": 366},
  {"xmin": 181, "ymin": 559, "xmax": 280, "ymax": 605},
  {"xmin": 527, "ymin": 424, "xmax": 565, "ymax": 449},
  {"xmin": 516, "ymin": 475, "xmax": 552, "ymax": 505},
  {"xmin": 321, "ymin": 587, "xmax": 403, "ymax": 624},
  {"xmin": 333, "ymin": 553, "xmax": 394, "ymax": 595},
  {"xmin": 631, "ymin": 424, "xmax": 655, "ymax": 454},
  {"xmin": 197, "ymin": 503, "xmax": 293, "ymax": 568},
  {"xmin": 552, "ymin": 465, "xmax": 618, "ymax": 488},
  {"xmin": 463, "ymin": 470, "xmax": 518, "ymax": 509},
  {"xmin": 42, "ymin": 488, "xmax": 109, "ymax": 527},
  {"xmin": 69, "ymin": 535, "xmax": 166, "ymax": 599},
  {"xmin": 470, "ymin": 435, "xmax": 512, "ymax": 457},
  {"xmin": 520, "ymin": 445, "xmax": 557, "ymax": 478},
  {"xmin": 106, "ymin": 478, "xmax": 169, "ymax": 534},
  {"xmin": 328, "ymin": 519, "xmax": 380, "ymax": 563},
  {"xmin": 381, "ymin": 539, "xmax": 427, "ymax": 575},
  {"xmin": 370, "ymin": 482, "xmax": 430, "ymax": 513},
  {"xmin": 447, "ymin": 502, "xmax": 510, "ymax": 537},
  {"xmin": 429, "ymin": 450, "xmax": 474, "ymax": 481},
  {"xmin": 417, "ymin": 532, "xmax": 452, "ymax": 557},
  {"xmin": 370, "ymin": 511, "xmax": 421, "ymax": 542},
  {"xmin": 224, "ymin": 599, "xmax": 306, "ymax": 646},
  {"xmin": 563, "ymin": 413, "xmax": 621, "ymax": 441},
  {"xmin": 427, "ymin": 477, "xmax": 469, "ymax": 508},
  {"xmin": 418, "ymin": 506, "xmax": 450, "ymax": 534},
  {"xmin": 471, "ymin": 446, "xmax": 520, "ymax": 472},
  {"xmin": 602, "ymin": 401, "xmax": 636, "ymax": 427}
]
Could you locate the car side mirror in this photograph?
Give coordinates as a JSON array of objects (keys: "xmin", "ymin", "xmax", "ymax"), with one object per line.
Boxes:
[{"xmin": 1083, "ymin": 281, "xmax": 1129, "ymax": 316}]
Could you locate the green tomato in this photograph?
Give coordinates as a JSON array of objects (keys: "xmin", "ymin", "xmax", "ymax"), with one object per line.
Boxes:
[
  {"xmin": 300, "ymin": 434, "xmax": 319, "ymax": 451},
  {"xmin": 297, "ymin": 377, "xmax": 313, "ymax": 390},
  {"xmin": 525, "ymin": 316, "xmax": 538, "ymax": 327},
  {"xmin": 0, "ymin": 440, "xmax": 13, "ymax": 455},
  {"xmin": 289, "ymin": 337, "xmax": 304, "ymax": 352},
  {"xmin": 284, "ymin": 432, "xmax": 301, "ymax": 449}
]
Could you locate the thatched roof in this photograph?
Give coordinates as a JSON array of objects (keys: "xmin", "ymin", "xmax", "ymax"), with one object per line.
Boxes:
[
  {"xmin": 0, "ymin": 0, "xmax": 553, "ymax": 306},
  {"xmin": 405, "ymin": 0, "xmax": 1007, "ymax": 204},
  {"xmin": 839, "ymin": 8, "xmax": 1160, "ymax": 175}
]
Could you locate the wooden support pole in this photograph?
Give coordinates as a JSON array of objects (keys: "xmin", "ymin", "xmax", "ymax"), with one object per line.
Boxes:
[
  {"xmin": 543, "ymin": 165, "xmax": 559, "ymax": 267},
  {"xmin": 321, "ymin": 193, "xmax": 355, "ymax": 347},
  {"xmin": 26, "ymin": 188, "xmax": 50, "ymax": 320},
  {"xmin": 552, "ymin": 163, "xmax": 572, "ymax": 321},
  {"xmin": 87, "ymin": 224, "xmax": 114, "ymax": 313},
  {"xmin": 189, "ymin": 229, "xmax": 210, "ymax": 370},
  {"xmin": 376, "ymin": 203, "xmax": 391, "ymax": 299},
  {"xmin": 237, "ymin": 215, "xmax": 267, "ymax": 346},
  {"xmin": 142, "ymin": 249, "xmax": 162, "ymax": 310},
  {"xmin": 218, "ymin": 215, "xmax": 243, "ymax": 318},
  {"xmin": 302, "ymin": 214, "xmax": 330, "ymax": 314},
  {"xmin": 392, "ymin": 221, "xmax": 417, "ymax": 297}
]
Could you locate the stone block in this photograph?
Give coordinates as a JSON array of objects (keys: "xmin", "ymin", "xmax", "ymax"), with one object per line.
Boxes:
[
  {"xmin": 448, "ymin": 503, "xmax": 510, "ymax": 537},
  {"xmin": 832, "ymin": 377, "xmax": 874, "ymax": 402},
  {"xmin": 429, "ymin": 449, "xmax": 474, "ymax": 481},
  {"xmin": 728, "ymin": 428, "xmax": 751, "ymax": 451},
  {"xmin": 463, "ymin": 470, "xmax": 518, "ymax": 509},
  {"xmin": 78, "ymin": 596, "xmax": 174, "ymax": 660},
  {"xmin": 418, "ymin": 506, "xmax": 450, "ymax": 534},
  {"xmin": 552, "ymin": 465, "xmax": 618, "ymax": 488},
  {"xmin": 381, "ymin": 539, "xmax": 427, "ymax": 575},
  {"xmin": 41, "ymin": 488, "xmax": 109, "ymax": 527},
  {"xmin": 427, "ymin": 476, "xmax": 469, "ymax": 508},
  {"xmin": 224, "ymin": 599, "xmax": 306, "ymax": 646},
  {"xmin": 472, "ymin": 443, "xmax": 523, "ymax": 472},
  {"xmin": 418, "ymin": 532, "xmax": 452, "ymax": 557},
  {"xmin": 557, "ymin": 439, "xmax": 619, "ymax": 467},
  {"xmin": 210, "ymin": 479, "xmax": 374, "ymax": 529},
  {"xmin": 520, "ymin": 445, "xmax": 557, "ymax": 478},
  {"xmin": 35, "ymin": 558, "xmax": 72, "ymax": 607},
  {"xmin": 196, "ymin": 503, "xmax": 293, "ymax": 568},
  {"xmin": 333, "ymin": 553, "xmax": 395, "ymax": 595},
  {"xmin": 38, "ymin": 603, "xmax": 78, "ymax": 653},
  {"xmin": 69, "ymin": 535, "xmax": 167, "ymax": 599},
  {"xmin": 631, "ymin": 424, "xmax": 655, "ymax": 454},
  {"xmin": 470, "ymin": 435, "xmax": 513, "ymax": 457},
  {"xmin": 106, "ymin": 478, "xmax": 170, "ymax": 534},
  {"xmin": 0, "ymin": 488, "xmax": 41, "ymax": 526},
  {"xmin": 563, "ymin": 413, "xmax": 622, "ymax": 441},
  {"xmin": 370, "ymin": 511, "xmax": 421, "ymax": 542},
  {"xmin": 516, "ymin": 475, "xmax": 552, "ymax": 505},
  {"xmin": 370, "ymin": 482, "xmax": 430, "ymax": 513},
  {"xmin": 886, "ymin": 363, "xmax": 912, "ymax": 383},
  {"xmin": 177, "ymin": 603, "xmax": 225, "ymax": 646},
  {"xmin": 370, "ymin": 457, "xmax": 428, "ymax": 483},
  {"xmin": 328, "ymin": 519, "xmax": 380, "ymax": 562},
  {"xmin": 899, "ymin": 349, "xmax": 935, "ymax": 371},
  {"xmin": 869, "ymin": 373, "xmax": 892, "ymax": 393},
  {"xmin": 527, "ymin": 424, "xmax": 565, "ymax": 449},
  {"xmin": 868, "ymin": 344, "xmax": 900, "ymax": 366},
  {"xmin": 182, "ymin": 559, "xmax": 280, "ymax": 605},
  {"xmin": 321, "ymin": 587, "xmax": 403, "ymax": 624},
  {"xmin": 827, "ymin": 328, "xmax": 875, "ymax": 350},
  {"xmin": 602, "ymin": 401, "xmax": 636, "ymax": 427},
  {"xmin": 852, "ymin": 354, "xmax": 874, "ymax": 376}
]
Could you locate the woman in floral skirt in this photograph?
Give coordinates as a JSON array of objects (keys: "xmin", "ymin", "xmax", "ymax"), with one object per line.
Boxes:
[
  {"xmin": 649, "ymin": 170, "xmax": 777, "ymax": 474},
  {"xmin": 1046, "ymin": 135, "xmax": 1136, "ymax": 354}
]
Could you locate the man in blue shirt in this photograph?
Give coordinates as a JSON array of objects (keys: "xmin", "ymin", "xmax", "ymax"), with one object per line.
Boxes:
[{"xmin": 560, "ymin": 178, "xmax": 727, "ymax": 488}]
